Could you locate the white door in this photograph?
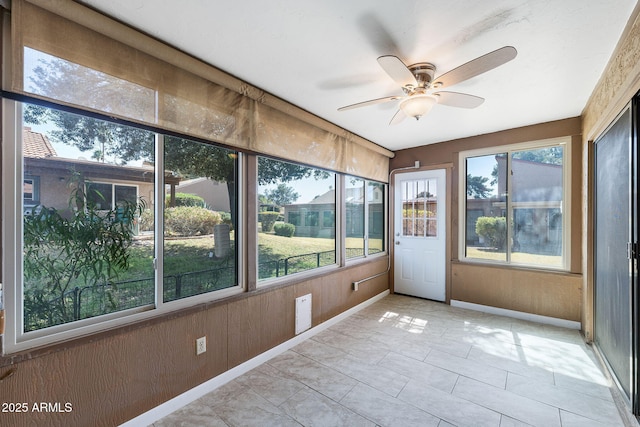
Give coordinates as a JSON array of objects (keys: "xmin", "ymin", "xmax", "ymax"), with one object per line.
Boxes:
[{"xmin": 393, "ymin": 169, "xmax": 446, "ymax": 301}]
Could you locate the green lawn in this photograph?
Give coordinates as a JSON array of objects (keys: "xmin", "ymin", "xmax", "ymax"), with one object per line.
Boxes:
[
  {"xmin": 126, "ymin": 232, "xmax": 345, "ymax": 280},
  {"xmin": 259, "ymin": 233, "xmax": 334, "ymax": 258}
]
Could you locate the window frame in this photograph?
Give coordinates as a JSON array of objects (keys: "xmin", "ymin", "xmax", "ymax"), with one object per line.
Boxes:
[
  {"xmin": 458, "ymin": 137, "xmax": 571, "ymax": 271},
  {"xmin": 85, "ymin": 181, "xmax": 139, "ymax": 211},
  {"xmin": 23, "ymin": 175, "xmax": 40, "ymax": 205},
  {"xmin": 256, "ymin": 156, "xmax": 339, "ymax": 286},
  {"xmin": 344, "ymin": 176, "xmax": 388, "ymax": 260}
]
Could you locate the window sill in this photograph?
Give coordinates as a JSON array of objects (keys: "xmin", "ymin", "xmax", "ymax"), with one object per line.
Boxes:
[{"xmin": 452, "ymin": 259, "xmax": 579, "ymax": 276}]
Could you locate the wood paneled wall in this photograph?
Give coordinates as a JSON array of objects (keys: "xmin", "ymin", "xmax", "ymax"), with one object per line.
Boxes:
[
  {"xmin": 391, "ymin": 118, "xmax": 583, "ymax": 323},
  {"xmin": 452, "ymin": 263, "xmax": 582, "ymax": 321},
  {"xmin": 0, "ymin": 258, "xmax": 388, "ymax": 427}
]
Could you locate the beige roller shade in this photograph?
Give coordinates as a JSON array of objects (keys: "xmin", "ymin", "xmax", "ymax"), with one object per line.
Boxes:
[{"xmin": 10, "ymin": 0, "xmax": 392, "ymax": 182}]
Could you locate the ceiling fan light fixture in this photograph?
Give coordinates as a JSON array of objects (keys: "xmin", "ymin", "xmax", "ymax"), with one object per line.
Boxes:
[{"xmin": 399, "ymin": 94, "xmax": 438, "ymax": 120}]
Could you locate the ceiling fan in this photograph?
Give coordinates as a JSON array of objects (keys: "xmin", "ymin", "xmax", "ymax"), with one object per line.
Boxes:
[{"xmin": 338, "ymin": 46, "xmax": 517, "ymax": 125}]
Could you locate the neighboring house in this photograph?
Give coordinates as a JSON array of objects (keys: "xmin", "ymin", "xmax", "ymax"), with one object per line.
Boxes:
[
  {"xmin": 172, "ymin": 177, "xmax": 231, "ymax": 212},
  {"xmin": 22, "ymin": 127, "xmax": 181, "ymax": 217},
  {"xmin": 284, "ymin": 186, "xmax": 384, "ymax": 238},
  {"xmin": 466, "ymin": 156, "xmax": 563, "ymax": 254},
  {"xmin": 284, "ymin": 189, "xmax": 335, "ymax": 238}
]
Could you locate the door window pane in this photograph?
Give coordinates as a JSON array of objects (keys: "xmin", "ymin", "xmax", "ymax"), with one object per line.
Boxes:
[
  {"xmin": 258, "ymin": 157, "xmax": 336, "ymax": 279},
  {"xmin": 402, "ymin": 179, "xmax": 438, "ymax": 238}
]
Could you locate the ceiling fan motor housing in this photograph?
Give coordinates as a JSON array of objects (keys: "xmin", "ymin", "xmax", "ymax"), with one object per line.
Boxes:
[{"xmin": 408, "ymin": 62, "xmax": 436, "ymax": 90}]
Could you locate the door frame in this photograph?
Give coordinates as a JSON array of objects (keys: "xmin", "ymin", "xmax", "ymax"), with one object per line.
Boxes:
[{"xmin": 390, "ymin": 164, "xmax": 452, "ymax": 302}]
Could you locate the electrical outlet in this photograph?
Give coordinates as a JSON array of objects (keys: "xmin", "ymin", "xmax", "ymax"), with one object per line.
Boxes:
[{"xmin": 196, "ymin": 336, "xmax": 206, "ymax": 355}]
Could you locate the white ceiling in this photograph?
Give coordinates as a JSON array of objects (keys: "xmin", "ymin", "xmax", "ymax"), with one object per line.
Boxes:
[{"xmin": 81, "ymin": 0, "xmax": 637, "ymax": 152}]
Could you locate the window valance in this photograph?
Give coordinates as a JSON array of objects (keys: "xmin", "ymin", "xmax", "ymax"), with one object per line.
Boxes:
[{"xmin": 9, "ymin": 0, "xmax": 392, "ymax": 182}]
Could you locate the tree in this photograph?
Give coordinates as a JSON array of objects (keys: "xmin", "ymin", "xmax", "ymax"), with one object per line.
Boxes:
[
  {"xmin": 466, "ymin": 174, "xmax": 492, "ymax": 198},
  {"xmin": 513, "ymin": 147, "xmax": 563, "ymax": 164},
  {"xmin": 263, "ymin": 184, "xmax": 300, "ymax": 207},
  {"xmin": 23, "ymin": 180, "xmax": 145, "ymax": 331},
  {"xmin": 257, "ymin": 157, "xmax": 330, "ymax": 185}
]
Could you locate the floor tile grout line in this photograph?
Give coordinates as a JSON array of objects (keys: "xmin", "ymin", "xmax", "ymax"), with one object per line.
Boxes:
[{"xmin": 153, "ymin": 295, "xmax": 627, "ymax": 427}]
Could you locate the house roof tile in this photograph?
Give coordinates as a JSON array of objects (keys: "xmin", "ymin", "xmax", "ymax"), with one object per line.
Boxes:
[{"xmin": 23, "ymin": 127, "xmax": 57, "ymax": 158}]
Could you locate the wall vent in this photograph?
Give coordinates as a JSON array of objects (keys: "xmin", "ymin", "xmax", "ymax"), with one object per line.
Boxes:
[{"xmin": 295, "ymin": 294, "xmax": 312, "ymax": 335}]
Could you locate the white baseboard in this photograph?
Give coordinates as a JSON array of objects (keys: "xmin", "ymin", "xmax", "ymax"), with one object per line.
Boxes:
[
  {"xmin": 450, "ymin": 299, "xmax": 581, "ymax": 330},
  {"xmin": 120, "ymin": 289, "xmax": 390, "ymax": 427}
]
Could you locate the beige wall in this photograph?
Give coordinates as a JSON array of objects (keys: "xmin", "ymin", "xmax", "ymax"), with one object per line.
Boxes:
[
  {"xmin": 391, "ymin": 117, "xmax": 583, "ymax": 321},
  {"xmin": 0, "ymin": 258, "xmax": 388, "ymax": 426}
]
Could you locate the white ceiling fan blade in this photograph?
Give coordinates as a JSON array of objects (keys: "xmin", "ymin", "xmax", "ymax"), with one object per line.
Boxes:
[
  {"xmin": 389, "ymin": 109, "xmax": 407, "ymax": 125},
  {"xmin": 435, "ymin": 91, "xmax": 484, "ymax": 108},
  {"xmin": 433, "ymin": 46, "xmax": 517, "ymax": 88},
  {"xmin": 338, "ymin": 95, "xmax": 402, "ymax": 111},
  {"xmin": 377, "ymin": 55, "xmax": 418, "ymax": 88}
]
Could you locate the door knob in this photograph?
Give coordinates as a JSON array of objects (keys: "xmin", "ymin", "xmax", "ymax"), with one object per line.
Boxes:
[{"xmin": 395, "ymin": 241, "xmax": 400, "ymax": 245}]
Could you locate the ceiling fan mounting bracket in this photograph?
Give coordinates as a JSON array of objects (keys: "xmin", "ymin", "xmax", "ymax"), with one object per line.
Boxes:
[{"xmin": 408, "ymin": 62, "xmax": 436, "ymax": 87}]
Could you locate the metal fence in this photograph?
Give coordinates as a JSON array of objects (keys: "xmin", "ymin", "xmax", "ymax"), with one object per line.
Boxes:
[
  {"xmin": 258, "ymin": 250, "xmax": 335, "ymax": 279},
  {"xmin": 24, "ymin": 247, "xmax": 381, "ymax": 331},
  {"xmin": 23, "ymin": 267, "xmax": 234, "ymax": 332}
]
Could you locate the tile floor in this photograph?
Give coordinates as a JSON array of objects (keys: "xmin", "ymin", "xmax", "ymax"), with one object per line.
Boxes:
[{"xmin": 153, "ymin": 294, "xmax": 630, "ymax": 427}]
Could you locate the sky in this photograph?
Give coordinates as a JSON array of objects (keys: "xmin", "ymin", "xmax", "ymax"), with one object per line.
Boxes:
[{"xmin": 466, "ymin": 155, "xmax": 498, "ymax": 195}]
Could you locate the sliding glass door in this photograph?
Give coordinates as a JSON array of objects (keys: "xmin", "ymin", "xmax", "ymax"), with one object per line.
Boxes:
[{"xmin": 594, "ymin": 100, "xmax": 638, "ymax": 410}]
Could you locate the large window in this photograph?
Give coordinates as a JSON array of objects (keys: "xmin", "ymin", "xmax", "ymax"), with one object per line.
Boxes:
[
  {"xmin": 257, "ymin": 157, "xmax": 336, "ymax": 279},
  {"xmin": 8, "ymin": 101, "xmax": 391, "ymax": 348},
  {"xmin": 10, "ymin": 100, "xmax": 240, "ymax": 344},
  {"xmin": 460, "ymin": 139, "xmax": 569, "ymax": 269},
  {"xmin": 5, "ymin": 97, "xmax": 388, "ymax": 351}
]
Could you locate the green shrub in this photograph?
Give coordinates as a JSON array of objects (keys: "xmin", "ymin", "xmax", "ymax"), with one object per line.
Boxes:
[
  {"xmin": 219, "ymin": 211, "xmax": 233, "ymax": 226},
  {"xmin": 273, "ymin": 222, "xmax": 295, "ymax": 237},
  {"xmin": 165, "ymin": 206, "xmax": 221, "ymax": 236},
  {"xmin": 166, "ymin": 192, "xmax": 206, "ymax": 208},
  {"xmin": 139, "ymin": 209, "xmax": 154, "ymax": 232},
  {"xmin": 475, "ymin": 216, "xmax": 506, "ymax": 249},
  {"xmin": 259, "ymin": 211, "xmax": 280, "ymax": 232}
]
